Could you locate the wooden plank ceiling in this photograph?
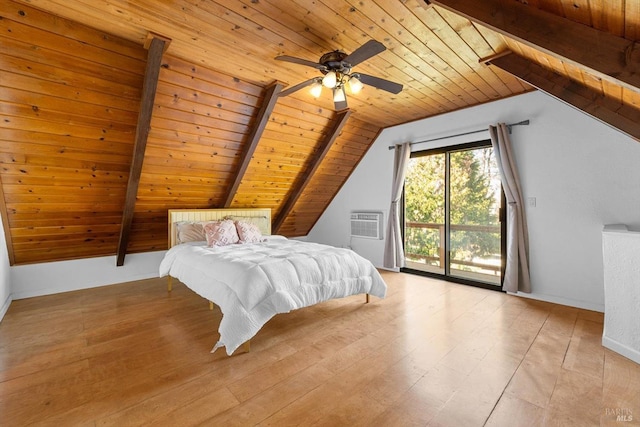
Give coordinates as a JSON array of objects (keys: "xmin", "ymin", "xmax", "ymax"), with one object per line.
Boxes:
[{"xmin": 1, "ymin": 0, "xmax": 639, "ymax": 265}]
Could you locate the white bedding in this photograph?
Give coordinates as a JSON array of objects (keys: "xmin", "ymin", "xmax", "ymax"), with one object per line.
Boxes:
[{"xmin": 159, "ymin": 238, "xmax": 387, "ymax": 355}]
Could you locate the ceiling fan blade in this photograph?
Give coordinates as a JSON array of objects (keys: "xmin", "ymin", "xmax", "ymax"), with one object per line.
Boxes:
[
  {"xmin": 274, "ymin": 55, "xmax": 326, "ymax": 70},
  {"xmin": 334, "ymin": 86, "xmax": 348, "ymax": 111},
  {"xmin": 343, "ymin": 40, "xmax": 386, "ymax": 67},
  {"xmin": 279, "ymin": 78, "xmax": 317, "ymax": 97},
  {"xmin": 357, "ymin": 73, "xmax": 403, "ymax": 94}
]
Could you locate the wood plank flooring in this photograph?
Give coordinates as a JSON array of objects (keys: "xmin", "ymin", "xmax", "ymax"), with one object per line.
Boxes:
[{"xmin": 0, "ymin": 271, "xmax": 638, "ymax": 426}]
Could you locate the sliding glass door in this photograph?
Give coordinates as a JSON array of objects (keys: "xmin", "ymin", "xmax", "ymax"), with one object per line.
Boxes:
[
  {"xmin": 403, "ymin": 142, "xmax": 504, "ymax": 287},
  {"xmin": 404, "ymin": 152, "xmax": 446, "ymax": 275}
]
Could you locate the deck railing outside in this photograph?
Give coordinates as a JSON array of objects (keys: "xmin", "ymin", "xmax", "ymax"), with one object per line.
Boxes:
[{"xmin": 405, "ymin": 221, "xmax": 501, "ymax": 276}]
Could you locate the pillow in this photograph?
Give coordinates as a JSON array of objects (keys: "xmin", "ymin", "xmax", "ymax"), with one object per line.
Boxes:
[
  {"xmin": 261, "ymin": 234, "xmax": 287, "ymax": 242},
  {"xmin": 227, "ymin": 215, "xmax": 270, "ymax": 235},
  {"xmin": 203, "ymin": 220, "xmax": 239, "ymax": 247},
  {"xmin": 175, "ymin": 222, "xmax": 206, "ymax": 244},
  {"xmin": 235, "ymin": 220, "xmax": 262, "ymax": 243}
]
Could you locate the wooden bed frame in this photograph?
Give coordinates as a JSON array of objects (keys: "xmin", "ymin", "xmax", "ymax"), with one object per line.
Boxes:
[
  {"xmin": 166, "ymin": 208, "xmax": 272, "ymax": 354},
  {"xmin": 166, "ymin": 207, "xmax": 272, "ymax": 292},
  {"xmin": 167, "ymin": 207, "xmax": 272, "ymax": 248},
  {"xmin": 164, "ymin": 207, "xmax": 369, "ymax": 355}
]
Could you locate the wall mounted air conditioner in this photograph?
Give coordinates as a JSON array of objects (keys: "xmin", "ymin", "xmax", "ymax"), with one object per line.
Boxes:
[{"xmin": 350, "ymin": 211, "xmax": 383, "ymax": 239}]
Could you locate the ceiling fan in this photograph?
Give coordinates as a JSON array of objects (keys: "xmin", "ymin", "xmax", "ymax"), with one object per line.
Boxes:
[{"xmin": 275, "ymin": 40, "xmax": 403, "ymax": 110}]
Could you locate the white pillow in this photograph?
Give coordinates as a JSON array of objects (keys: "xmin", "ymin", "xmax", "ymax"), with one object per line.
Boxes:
[
  {"xmin": 176, "ymin": 222, "xmax": 206, "ymax": 244},
  {"xmin": 261, "ymin": 235, "xmax": 287, "ymax": 241}
]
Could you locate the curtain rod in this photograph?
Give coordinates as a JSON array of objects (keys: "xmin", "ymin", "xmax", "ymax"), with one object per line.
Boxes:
[{"xmin": 387, "ymin": 120, "xmax": 530, "ymax": 150}]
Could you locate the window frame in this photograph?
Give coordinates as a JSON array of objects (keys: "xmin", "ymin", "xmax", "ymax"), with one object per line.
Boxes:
[{"xmin": 401, "ymin": 139, "xmax": 507, "ymax": 291}]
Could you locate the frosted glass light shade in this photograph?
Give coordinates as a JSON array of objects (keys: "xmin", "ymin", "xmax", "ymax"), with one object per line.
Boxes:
[
  {"xmin": 333, "ymin": 87, "xmax": 346, "ymax": 102},
  {"xmin": 310, "ymin": 80, "xmax": 323, "ymax": 98},
  {"xmin": 348, "ymin": 75, "xmax": 363, "ymax": 94},
  {"xmin": 322, "ymin": 71, "xmax": 337, "ymax": 88}
]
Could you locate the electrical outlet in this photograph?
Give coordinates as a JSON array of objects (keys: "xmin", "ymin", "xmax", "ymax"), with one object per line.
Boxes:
[{"xmin": 527, "ymin": 197, "xmax": 536, "ymax": 207}]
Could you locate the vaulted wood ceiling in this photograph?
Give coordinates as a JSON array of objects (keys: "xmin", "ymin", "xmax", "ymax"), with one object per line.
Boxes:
[{"xmin": 1, "ymin": 0, "xmax": 639, "ymax": 265}]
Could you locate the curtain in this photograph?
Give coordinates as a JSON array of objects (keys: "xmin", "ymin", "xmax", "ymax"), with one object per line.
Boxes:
[
  {"xmin": 489, "ymin": 124, "xmax": 531, "ymax": 293},
  {"xmin": 383, "ymin": 143, "xmax": 411, "ymax": 269}
]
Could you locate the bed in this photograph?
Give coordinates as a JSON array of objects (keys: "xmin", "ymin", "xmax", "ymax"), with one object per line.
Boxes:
[{"xmin": 159, "ymin": 208, "xmax": 387, "ymax": 355}]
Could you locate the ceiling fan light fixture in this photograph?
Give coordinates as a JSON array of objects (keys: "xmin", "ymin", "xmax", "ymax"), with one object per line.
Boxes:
[
  {"xmin": 348, "ymin": 75, "xmax": 363, "ymax": 94},
  {"xmin": 322, "ymin": 71, "xmax": 337, "ymax": 88},
  {"xmin": 310, "ymin": 79, "xmax": 323, "ymax": 98},
  {"xmin": 275, "ymin": 40, "xmax": 403, "ymax": 110}
]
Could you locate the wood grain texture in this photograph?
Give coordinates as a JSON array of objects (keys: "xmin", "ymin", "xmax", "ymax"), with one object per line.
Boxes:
[
  {"xmin": 2, "ymin": 0, "xmax": 640, "ymax": 264},
  {"xmin": 272, "ymin": 109, "xmax": 352, "ymax": 233},
  {"xmin": 0, "ymin": 272, "xmax": 633, "ymax": 425},
  {"xmin": 117, "ymin": 36, "xmax": 166, "ymax": 266},
  {"xmin": 430, "ymin": 0, "xmax": 640, "ymax": 93},
  {"xmin": 489, "ymin": 52, "xmax": 640, "ymax": 142},
  {"xmin": 223, "ymin": 82, "xmax": 283, "ymax": 208},
  {"xmin": 0, "ymin": 1, "xmax": 146, "ymax": 264}
]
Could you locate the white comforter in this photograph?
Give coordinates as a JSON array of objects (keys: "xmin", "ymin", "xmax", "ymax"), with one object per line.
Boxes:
[{"xmin": 159, "ymin": 238, "xmax": 387, "ymax": 355}]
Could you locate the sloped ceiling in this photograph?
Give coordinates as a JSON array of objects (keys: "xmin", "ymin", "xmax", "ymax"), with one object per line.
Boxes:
[{"xmin": 1, "ymin": 0, "xmax": 639, "ymax": 265}]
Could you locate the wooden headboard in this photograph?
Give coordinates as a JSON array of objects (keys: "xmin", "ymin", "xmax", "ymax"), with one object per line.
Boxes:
[{"xmin": 167, "ymin": 208, "xmax": 272, "ymax": 248}]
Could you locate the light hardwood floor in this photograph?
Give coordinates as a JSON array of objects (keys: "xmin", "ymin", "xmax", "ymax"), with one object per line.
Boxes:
[{"xmin": 0, "ymin": 272, "xmax": 638, "ymax": 426}]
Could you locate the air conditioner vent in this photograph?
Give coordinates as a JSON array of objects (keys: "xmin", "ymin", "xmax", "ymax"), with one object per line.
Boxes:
[{"xmin": 350, "ymin": 211, "xmax": 383, "ymax": 239}]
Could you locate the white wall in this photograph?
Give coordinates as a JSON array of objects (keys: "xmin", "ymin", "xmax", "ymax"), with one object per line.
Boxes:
[
  {"xmin": 0, "ymin": 215, "xmax": 12, "ymax": 321},
  {"xmin": 602, "ymin": 225, "xmax": 640, "ymax": 363},
  {"xmin": 3, "ymin": 90, "xmax": 639, "ymax": 313},
  {"xmin": 10, "ymin": 251, "xmax": 166, "ymax": 300},
  {"xmin": 308, "ymin": 91, "xmax": 640, "ymax": 312}
]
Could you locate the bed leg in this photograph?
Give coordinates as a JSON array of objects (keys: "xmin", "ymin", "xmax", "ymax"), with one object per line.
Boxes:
[
  {"xmin": 209, "ymin": 301, "xmax": 214, "ymax": 311},
  {"xmin": 242, "ymin": 340, "xmax": 251, "ymax": 353},
  {"xmin": 167, "ymin": 276, "xmax": 173, "ymax": 292},
  {"xmin": 365, "ymin": 293, "xmax": 370, "ymax": 304}
]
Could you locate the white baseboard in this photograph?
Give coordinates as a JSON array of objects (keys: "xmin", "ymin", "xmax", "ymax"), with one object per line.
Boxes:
[
  {"xmin": 507, "ymin": 291, "xmax": 604, "ymax": 313},
  {"xmin": 0, "ymin": 293, "xmax": 12, "ymax": 323},
  {"xmin": 11, "ymin": 251, "xmax": 166, "ymax": 300},
  {"xmin": 602, "ymin": 336, "xmax": 640, "ymax": 364},
  {"xmin": 377, "ymin": 266, "xmax": 400, "ymax": 272}
]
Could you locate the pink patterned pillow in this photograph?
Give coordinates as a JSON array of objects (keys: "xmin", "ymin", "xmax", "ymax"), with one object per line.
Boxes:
[
  {"xmin": 235, "ymin": 221, "xmax": 262, "ymax": 243},
  {"xmin": 203, "ymin": 220, "xmax": 239, "ymax": 247}
]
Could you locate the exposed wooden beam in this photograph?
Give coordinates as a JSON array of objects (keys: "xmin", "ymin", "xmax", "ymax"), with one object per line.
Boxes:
[
  {"xmin": 272, "ymin": 109, "xmax": 352, "ymax": 234},
  {"xmin": 0, "ymin": 173, "xmax": 15, "ymax": 265},
  {"xmin": 116, "ymin": 36, "xmax": 166, "ymax": 266},
  {"xmin": 144, "ymin": 32, "xmax": 172, "ymax": 53},
  {"xmin": 223, "ymin": 82, "xmax": 283, "ymax": 207},
  {"xmin": 427, "ymin": 0, "xmax": 640, "ymax": 95},
  {"xmin": 487, "ymin": 52, "xmax": 640, "ymax": 142}
]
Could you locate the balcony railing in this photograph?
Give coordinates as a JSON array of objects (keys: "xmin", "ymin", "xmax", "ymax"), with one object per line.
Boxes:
[{"xmin": 405, "ymin": 221, "xmax": 501, "ymax": 274}]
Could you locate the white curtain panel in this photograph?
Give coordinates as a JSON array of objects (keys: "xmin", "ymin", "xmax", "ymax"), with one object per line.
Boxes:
[
  {"xmin": 489, "ymin": 124, "xmax": 531, "ymax": 293},
  {"xmin": 383, "ymin": 142, "xmax": 411, "ymax": 269}
]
